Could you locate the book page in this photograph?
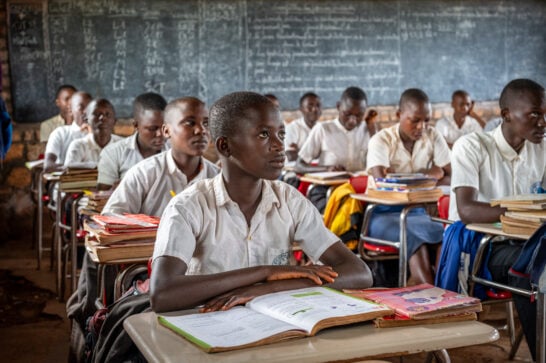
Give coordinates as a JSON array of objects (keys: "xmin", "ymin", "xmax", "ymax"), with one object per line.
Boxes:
[
  {"xmin": 247, "ymin": 287, "xmax": 389, "ymax": 334},
  {"xmin": 159, "ymin": 307, "xmax": 300, "ymax": 350}
]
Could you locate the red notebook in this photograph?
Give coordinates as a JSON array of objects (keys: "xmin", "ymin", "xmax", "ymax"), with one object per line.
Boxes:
[{"xmin": 92, "ymin": 213, "xmax": 160, "ymax": 232}]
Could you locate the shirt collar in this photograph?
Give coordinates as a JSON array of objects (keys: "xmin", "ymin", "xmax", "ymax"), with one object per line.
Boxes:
[
  {"xmin": 213, "ymin": 174, "xmax": 281, "ymax": 211},
  {"xmin": 128, "ymin": 133, "xmax": 139, "ymax": 150},
  {"xmin": 297, "ymin": 117, "xmax": 312, "ymax": 132},
  {"xmin": 493, "ymin": 125, "xmax": 520, "ymax": 162},
  {"xmin": 166, "ymin": 149, "xmax": 205, "ymax": 179},
  {"xmin": 69, "ymin": 122, "xmax": 82, "ymax": 133}
]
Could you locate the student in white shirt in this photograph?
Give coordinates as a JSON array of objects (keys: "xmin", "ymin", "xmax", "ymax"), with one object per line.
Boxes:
[
  {"xmin": 40, "ymin": 85, "xmax": 77, "ymax": 142},
  {"xmin": 44, "ymin": 91, "xmax": 92, "ymax": 171},
  {"xmin": 435, "ymin": 90, "xmax": 484, "ymax": 148},
  {"xmin": 64, "ymin": 98, "xmax": 122, "ymax": 166},
  {"xmin": 102, "ymin": 97, "xmax": 219, "ymax": 217},
  {"xmin": 285, "ymin": 92, "xmax": 321, "ymax": 162},
  {"xmin": 150, "ymin": 91, "xmax": 373, "ymax": 313},
  {"xmin": 97, "ymin": 92, "xmax": 168, "ymax": 190},
  {"xmin": 449, "ymin": 79, "xmax": 546, "ymax": 360},
  {"xmin": 367, "ymin": 88, "xmax": 451, "ymax": 285}
]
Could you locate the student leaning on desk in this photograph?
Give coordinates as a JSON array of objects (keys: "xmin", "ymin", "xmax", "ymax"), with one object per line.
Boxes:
[{"xmin": 150, "ymin": 91, "xmax": 373, "ymax": 313}]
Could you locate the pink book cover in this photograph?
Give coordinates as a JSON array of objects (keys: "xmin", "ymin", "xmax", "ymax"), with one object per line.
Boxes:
[
  {"xmin": 347, "ymin": 283, "xmax": 481, "ymax": 320},
  {"xmin": 92, "ymin": 213, "xmax": 160, "ymax": 231}
]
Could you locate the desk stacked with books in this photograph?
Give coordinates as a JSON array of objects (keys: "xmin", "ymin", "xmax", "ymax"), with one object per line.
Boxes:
[
  {"xmin": 59, "ymin": 167, "xmax": 98, "ymax": 192},
  {"xmin": 84, "ymin": 213, "xmax": 159, "ymax": 263},
  {"xmin": 80, "ymin": 190, "xmax": 113, "ymax": 215},
  {"xmin": 366, "ymin": 174, "xmax": 443, "ymax": 202},
  {"xmin": 491, "ymin": 194, "xmax": 546, "ymax": 235}
]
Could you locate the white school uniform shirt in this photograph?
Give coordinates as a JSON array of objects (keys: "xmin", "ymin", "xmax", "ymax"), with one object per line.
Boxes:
[
  {"xmin": 102, "ymin": 149, "xmax": 219, "ymax": 217},
  {"xmin": 97, "ymin": 132, "xmax": 168, "ymax": 186},
  {"xmin": 153, "ymin": 174, "xmax": 338, "ymax": 275},
  {"xmin": 40, "ymin": 114, "xmax": 65, "ymax": 142},
  {"xmin": 435, "ymin": 115, "xmax": 482, "ymax": 145},
  {"xmin": 449, "ymin": 126, "xmax": 546, "ymax": 221},
  {"xmin": 64, "ymin": 133, "xmax": 122, "ymax": 166},
  {"xmin": 45, "ymin": 122, "xmax": 88, "ymax": 164},
  {"xmin": 366, "ymin": 124, "xmax": 451, "ymax": 175},
  {"xmin": 284, "ymin": 117, "xmax": 312, "ymax": 151},
  {"xmin": 298, "ymin": 118, "xmax": 370, "ymax": 172}
]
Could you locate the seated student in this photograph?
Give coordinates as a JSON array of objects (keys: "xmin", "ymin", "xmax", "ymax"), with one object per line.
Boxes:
[
  {"xmin": 44, "ymin": 91, "xmax": 92, "ymax": 172},
  {"xmin": 64, "ymin": 98, "xmax": 122, "ymax": 166},
  {"xmin": 150, "ymin": 91, "xmax": 373, "ymax": 313},
  {"xmin": 102, "ymin": 97, "xmax": 219, "ymax": 217},
  {"xmin": 285, "ymin": 92, "xmax": 322, "ymax": 162},
  {"xmin": 366, "ymin": 88, "xmax": 451, "ymax": 285},
  {"xmin": 97, "ymin": 92, "xmax": 167, "ymax": 190},
  {"xmin": 435, "ymin": 90, "xmax": 485, "ymax": 148},
  {"xmin": 448, "ymin": 78, "xmax": 545, "ymax": 360},
  {"xmin": 297, "ymin": 86, "xmax": 370, "ymax": 173},
  {"xmin": 40, "ymin": 84, "xmax": 77, "ymax": 143}
]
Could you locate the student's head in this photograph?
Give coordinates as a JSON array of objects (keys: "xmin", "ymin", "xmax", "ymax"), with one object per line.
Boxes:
[
  {"xmin": 210, "ymin": 91, "xmax": 284, "ymax": 180},
  {"xmin": 337, "ymin": 87, "xmax": 367, "ymax": 131},
  {"xmin": 451, "ymin": 90, "xmax": 472, "ymax": 117},
  {"xmin": 397, "ymin": 88, "xmax": 431, "ymax": 141},
  {"xmin": 499, "ymin": 79, "xmax": 546, "ymax": 145},
  {"xmin": 133, "ymin": 92, "xmax": 167, "ymax": 152},
  {"xmin": 264, "ymin": 93, "xmax": 280, "ymax": 109},
  {"xmin": 299, "ymin": 92, "xmax": 322, "ymax": 128},
  {"xmin": 86, "ymin": 98, "xmax": 116, "ymax": 143},
  {"xmin": 55, "ymin": 85, "xmax": 77, "ymax": 123},
  {"xmin": 70, "ymin": 91, "xmax": 93, "ymax": 126},
  {"xmin": 163, "ymin": 97, "xmax": 210, "ymax": 156}
]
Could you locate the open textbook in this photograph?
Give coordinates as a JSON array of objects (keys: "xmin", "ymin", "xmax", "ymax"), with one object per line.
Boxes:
[{"xmin": 158, "ymin": 287, "xmax": 393, "ymax": 353}]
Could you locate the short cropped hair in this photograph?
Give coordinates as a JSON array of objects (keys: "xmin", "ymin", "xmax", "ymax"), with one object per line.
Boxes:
[
  {"xmin": 499, "ymin": 79, "xmax": 545, "ymax": 110},
  {"xmin": 452, "ymin": 90, "xmax": 469, "ymax": 100},
  {"xmin": 399, "ymin": 88, "xmax": 429, "ymax": 108},
  {"xmin": 299, "ymin": 92, "xmax": 320, "ymax": 106},
  {"xmin": 133, "ymin": 92, "xmax": 167, "ymax": 117},
  {"xmin": 163, "ymin": 97, "xmax": 204, "ymax": 125},
  {"xmin": 210, "ymin": 92, "xmax": 272, "ymax": 141},
  {"xmin": 341, "ymin": 87, "xmax": 367, "ymax": 103},
  {"xmin": 55, "ymin": 84, "xmax": 77, "ymax": 99}
]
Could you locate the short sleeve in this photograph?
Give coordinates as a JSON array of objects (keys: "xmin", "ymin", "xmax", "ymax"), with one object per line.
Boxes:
[
  {"xmin": 298, "ymin": 124, "xmax": 323, "ymax": 164},
  {"xmin": 451, "ymin": 135, "xmax": 482, "ymax": 191},
  {"xmin": 102, "ymin": 167, "xmax": 146, "ymax": 215},
  {"xmin": 45, "ymin": 128, "xmax": 63, "ymax": 158},
  {"xmin": 284, "ymin": 121, "xmax": 298, "ymax": 150},
  {"xmin": 431, "ymin": 129, "xmax": 451, "ymax": 168},
  {"xmin": 97, "ymin": 146, "xmax": 119, "ymax": 186},
  {"xmin": 366, "ymin": 131, "xmax": 391, "ymax": 171}
]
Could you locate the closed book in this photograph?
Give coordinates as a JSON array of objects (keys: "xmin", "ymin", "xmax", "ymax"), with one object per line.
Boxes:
[
  {"xmin": 83, "ymin": 220, "xmax": 158, "ymax": 245},
  {"xmin": 91, "ymin": 213, "xmax": 160, "ymax": 231},
  {"xmin": 490, "ymin": 194, "xmax": 546, "ymax": 209},
  {"xmin": 85, "ymin": 238, "xmax": 154, "ymax": 263},
  {"xmin": 504, "ymin": 210, "xmax": 546, "ymax": 223},
  {"xmin": 373, "ymin": 312, "xmax": 477, "ymax": 328},
  {"xmin": 366, "ymin": 188, "xmax": 443, "ymax": 202},
  {"xmin": 500, "ymin": 215, "xmax": 541, "ymax": 236}
]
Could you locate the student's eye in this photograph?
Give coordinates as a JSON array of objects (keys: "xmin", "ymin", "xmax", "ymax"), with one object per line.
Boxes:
[
  {"xmin": 278, "ymin": 130, "xmax": 286, "ymax": 140},
  {"xmin": 259, "ymin": 130, "xmax": 270, "ymax": 139},
  {"xmin": 183, "ymin": 120, "xmax": 195, "ymax": 127},
  {"xmin": 203, "ymin": 120, "xmax": 209, "ymax": 128}
]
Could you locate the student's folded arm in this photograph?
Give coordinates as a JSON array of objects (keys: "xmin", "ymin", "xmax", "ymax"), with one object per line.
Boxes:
[
  {"xmin": 455, "ymin": 186, "xmax": 506, "ymax": 224},
  {"xmin": 319, "ymin": 241, "xmax": 373, "ymax": 289}
]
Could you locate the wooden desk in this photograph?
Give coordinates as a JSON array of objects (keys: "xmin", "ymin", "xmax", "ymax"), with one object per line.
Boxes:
[
  {"xmin": 124, "ymin": 311, "xmax": 498, "ymax": 363},
  {"xmin": 37, "ymin": 172, "xmax": 60, "ymax": 271},
  {"xmin": 351, "ymin": 193, "xmax": 440, "ymax": 287},
  {"xmin": 466, "ymin": 223, "xmax": 531, "ymax": 241}
]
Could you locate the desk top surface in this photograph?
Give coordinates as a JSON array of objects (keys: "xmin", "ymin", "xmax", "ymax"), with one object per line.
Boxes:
[
  {"xmin": 124, "ymin": 311, "xmax": 498, "ymax": 363},
  {"xmin": 299, "ymin": 176, "xmax": 349, "ymax": 185},
  {"xmin": 466, "ymin": 223, "xmax": 531, "ymax": 240},
  {"xmin": 350, "ymin": 193, "xmax": 440, "ymax": 206}
]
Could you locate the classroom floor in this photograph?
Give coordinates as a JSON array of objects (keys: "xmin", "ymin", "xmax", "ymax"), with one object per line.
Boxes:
[{"xmin": 0, "ymin": 213, "xmax": 534, "ymax": 363}]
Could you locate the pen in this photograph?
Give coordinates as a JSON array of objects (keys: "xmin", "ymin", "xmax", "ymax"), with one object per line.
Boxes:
[{"xmin": 170, "ymin": 190, "xmax": 176, "ymax": 198}]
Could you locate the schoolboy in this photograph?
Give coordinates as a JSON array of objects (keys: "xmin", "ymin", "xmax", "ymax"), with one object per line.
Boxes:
[
  {"xmin": 435, "ymin": 90, "xmax": 484, "ymax": 148},
  {"xmin": 297, "ymin": 86, "xmax": 370, "ymax": 173},
  {"xmin": 366, "ymin": 88, "xmax": 451, "ymax": 285},
  {"xmin": 102, "ymin": 97, "xmax": 219, "ymax": 217},
  {"xmin": 64, "ymin": 98, "xmax": 122, "ymax": 166},
  {"xmin": 284, "ymin": 92, "xmax": 322, "ymax": 161},
  {"xmin": 40, "ymin": 84, "xmax": 77, "ymax": 142},
  {"xmin": 44, "ymin": 91, "xmax": 92, "ymax": 171},
  {"xmin": 150, "ymin": 91, "xmax": 373, "ymax": 313},
  {"xmin": 449, "ymin": 79, "xmax": 546, "ymax": 359},
  {"xmin": 97, "ymin": 92, "xmax": 167, "ymax": 190}
]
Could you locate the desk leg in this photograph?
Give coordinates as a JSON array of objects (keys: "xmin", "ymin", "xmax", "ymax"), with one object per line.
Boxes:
[
  {"xmin": 537, "ymin": 291, "xmax": 545, "ymax": 363},
  {"xmin": 71, "ymin": 196, "xmax": 81, "ymax": 293},
  {"xmin": 399, "ymin": 207, "xmax": 410, "ymax": 287},
  {"xmin": 37, "ymin": 172, "xmax": 44, "ymax": 270},
  {"xmin": 56, "ymin": 188, "xmax": 63, "ymax": 299}
]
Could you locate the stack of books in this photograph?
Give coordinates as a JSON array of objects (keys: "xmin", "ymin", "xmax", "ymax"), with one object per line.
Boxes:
[
  {"xmin": 82, "ymin": 190, "xmax": 113, "ymax": 214},
  {"xmin": 84, "ymin": 213, "xmax": 160, "ymax": 262},
  {"xmin": 491, "ymin": 194, "xmax": 546, "ymax": 235},
  {"xmin": 367, "ymin": 173, "xmax": 442, "ymax": 202},
  {"xmin": 345, "ymin": 283, "xmax": 482, "ymax": 328},
  {"xmin": 59, "ymin": 167, "xmax": 98, "ymax": 192}
]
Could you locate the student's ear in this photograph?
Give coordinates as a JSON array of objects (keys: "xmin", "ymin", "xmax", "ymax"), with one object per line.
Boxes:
[
  {"xmin": 336, "ymin": 101, "xmax": 341, "ymax": 112},
  {"xmin": 162, "ymin": 123, "xmax": 171, "ymax": 139},
  {"xmin": 396, "ymin": 109, "xmax": 401, "ymax": 120},
  {"xmin": 216, "ymin": 136, "xmax": 230, "ymax": 157},
  {"xmin": 500, "ymin": 108, "xmax": 510, "ymax": 123}
]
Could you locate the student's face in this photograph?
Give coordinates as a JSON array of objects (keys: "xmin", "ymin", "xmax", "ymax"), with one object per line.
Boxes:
[
  {"xmin": 136, "ymin": 109, "xmax": 165, "ymax": 152},
  {"xmin": 56, "ymin": 88, "xmax": 76, "ymax": 121},
  {"xmin": 71, "ymin": 93, "xmax": 91, "ymax": 126},
  {"xmin": 397, "ymin": 101, "xmax": 431, "ymax": 141},
  {"xmin": 163, "ymin": 102, "xmax": 210, "ymax": 156},
  {"xmin": 503, "ymin": 90, "xmax": 546, "ymax": 144},
  {"xmin": 337, "ymin": 98, "xmax": 367, "ymax": 131},
  {"xmin": 88, "ymin": 102, "xmax": 115, "ymax": 138},
  {"xmin": 452, "ymin": 94, "xmax": 472, "ymax": 116},
  {"xmin": 300, "ymin": 95, "xmax": 322, "ymax": 127},
  {"xmin": 226, "ymin": 105, "xmax": 285, "ymax": 180}
]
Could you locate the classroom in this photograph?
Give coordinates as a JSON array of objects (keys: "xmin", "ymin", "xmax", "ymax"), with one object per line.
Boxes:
[{"xmin": 0, "ymin": 0, "xmax": 545, "ymax": 362}]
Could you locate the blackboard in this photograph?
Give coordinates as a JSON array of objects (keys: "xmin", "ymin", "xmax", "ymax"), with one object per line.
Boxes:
[{"xmin": 7, "ymin": 0, "xmax": 546, "ymax": 123}]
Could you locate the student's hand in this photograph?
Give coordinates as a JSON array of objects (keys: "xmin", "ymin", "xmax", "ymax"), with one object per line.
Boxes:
[
  {"xmin": 468, "ymin": 101, "xmax": 477, "ymax": 117},
  {"xmin": 200, "ymin": 284, "xmax": 273, "ymax": 312},
  {"xmin": 266, "ymin": 265, "xmax": 338, "ymax": 285}
]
